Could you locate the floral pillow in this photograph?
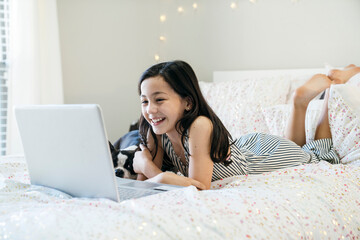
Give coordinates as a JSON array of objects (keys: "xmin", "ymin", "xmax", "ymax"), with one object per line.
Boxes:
[
  {"xmin": 285, "ymin": 74, "xmax": 314, "ymax": 104},
  {"xmin": 285, "ymin": 75, "xmax": 328, "ymax": 104},
  {"xmin": 262, "ymin": 104, "xmax": 291, "ymax": 137},
  {"xmin": 328, "ymin": 84, "xmax": 360, "ymax": 164},
  {"xmin": 199, "ymin": 76, "xmax": 291, "ymax": 139},
  {"xmin": 262, "ymin": 100, "xmax": 323, "ymax": 139}
]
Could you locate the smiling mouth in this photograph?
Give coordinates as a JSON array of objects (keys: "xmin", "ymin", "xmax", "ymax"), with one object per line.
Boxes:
[{"xmin": 151, "ymin": 117, "xmax": 165, "ymax": 126}]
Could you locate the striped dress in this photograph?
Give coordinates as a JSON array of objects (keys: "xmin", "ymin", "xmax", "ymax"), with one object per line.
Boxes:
[{"xmin": 161, "ymin": 132, "xmax": 340, "ymax": 182}]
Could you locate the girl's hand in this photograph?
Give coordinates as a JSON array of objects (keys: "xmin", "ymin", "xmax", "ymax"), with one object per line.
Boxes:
[
  {"xmin": 149, "ymin": 172, "xmax": 206, "ymax": 190},
  {"xmin": 133, "ymin": 144, "xmax": 152, "ymax": 174}
]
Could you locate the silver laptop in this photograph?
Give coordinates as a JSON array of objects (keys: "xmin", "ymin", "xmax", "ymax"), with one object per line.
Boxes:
[{"xmin": 14, "ymin": 104, "xmax": 182, "ymax": 202}]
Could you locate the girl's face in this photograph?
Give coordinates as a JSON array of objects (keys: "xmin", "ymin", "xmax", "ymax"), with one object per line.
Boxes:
[{"xmin": 140, "ymin": 76, "xmax": 190, "ymax": 136}]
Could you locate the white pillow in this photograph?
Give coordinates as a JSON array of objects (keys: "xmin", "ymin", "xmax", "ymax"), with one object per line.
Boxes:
[
  {"xmin": 328, "ymin": 84, "xmax": 360, "ymax": 164},
  {"xmin": 199, "ymin": 76, "xmax": 291, "ymax": 138},
  {"xmin": 305, "ymin": 100, "xmax": 324, "ymax": 143},
  {"xmin": 347, "ymin": 72, "xmax": 360, "ymax": 87}
]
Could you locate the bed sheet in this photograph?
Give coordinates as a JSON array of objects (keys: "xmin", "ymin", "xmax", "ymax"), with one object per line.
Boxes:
[{"xmin": 0, "ymin": 156, "xmax": 359, "ymax": 239}]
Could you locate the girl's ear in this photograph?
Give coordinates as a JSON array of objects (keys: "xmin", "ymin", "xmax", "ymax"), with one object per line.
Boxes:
[{"xmin": 185, "ymin": 96, "xmax": 193, "ymax": 111}]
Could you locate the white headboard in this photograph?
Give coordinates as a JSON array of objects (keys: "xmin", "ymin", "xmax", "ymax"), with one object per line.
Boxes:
[{"xmin": 213, "ymin": 68, "xmax": 328, "ymax": 83}]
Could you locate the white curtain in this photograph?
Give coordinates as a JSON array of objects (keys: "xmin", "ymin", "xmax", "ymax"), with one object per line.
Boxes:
[{"xmin": 6, "ymin": 0, "xmax": 64, "ymax": 155}]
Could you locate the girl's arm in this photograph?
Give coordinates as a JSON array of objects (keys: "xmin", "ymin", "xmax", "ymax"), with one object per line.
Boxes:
[
  {"xmin": 149, "ymin": 133, "xmax": 164, "ymax": 170},
  {"xmin": 187, "ymin": 116, "xmax": 214, "ymax": 190},
  {"xmin": 146, "ymin": 172, "xmax": 206, "ymax": 190},
  {"xmin": 135, "ymin": 118, "xmax": 213, "ymax": 190},
  {"xmin": 133, "ymin": 132, "xmax": 164, "ymax": 179}
]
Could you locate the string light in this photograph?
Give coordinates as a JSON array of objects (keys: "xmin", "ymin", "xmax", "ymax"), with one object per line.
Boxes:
[
  {"xmin": 160, "ymin": 15, "xmax": 166, "ymax": 22},
  {"xmin": 155, "ymin": 1, "xmax": 298, "ymax": 62}
]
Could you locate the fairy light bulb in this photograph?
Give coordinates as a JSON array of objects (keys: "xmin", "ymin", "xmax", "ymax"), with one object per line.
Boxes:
[
  {"xmin": 154, "ymin": 54, "xmax": 160, "ymax": 61},
  {"xmin": 230, "ymin": 2, "xmax": 237, "ymax": 9},
  {"xmin": 159, "ymin": 36, "xmax": 166, "ymax": 41},
  {"xmin": 160, "ymin": 15, "xmax": 166, "ymax": 22},
  {"xmin": 177, "ymin": 6, "xmax": 184, "ymax": 13},
  {"xmin": 193, "ymin": 3, "xmax": 198, "ymax": 9}
]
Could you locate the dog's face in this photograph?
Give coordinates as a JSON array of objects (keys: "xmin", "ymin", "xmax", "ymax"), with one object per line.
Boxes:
[{"xmin": 114, "ymin": 145, "xmax": 138, "ymax": 179}]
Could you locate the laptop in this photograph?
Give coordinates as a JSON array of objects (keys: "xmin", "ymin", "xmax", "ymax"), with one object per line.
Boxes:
[{"xmin": 14, "ymin": 104, "xmax": 183, "ymax": 202}]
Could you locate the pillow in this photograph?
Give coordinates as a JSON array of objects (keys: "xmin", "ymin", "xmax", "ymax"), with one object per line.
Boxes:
[
  {"xmin": 262, "ymin": 100, "xmax": 323, "ymax": 139},
  {"xmin": 328, "ymin": 84, "xmax": 360, "ymax": 164},
  {"xmin": 285, "ymin": 74, "xmax": 329, "ymax": 104},
  {"xmin": 199, "ymin": 76, "xmax": 291, "ymax": 138},
  {"xmin": 347, "ymin": 72, "xmax": 360, "ymax": 87},
  {"xmin": 262, "ymin": 104, "xmax": 291, "ymax": 137},
  {"xmin": 285, "ymin": 74, "xmax": 313, "ymax": 104},
  {"xmin": 305, "ymin": 100, "xmax": 324, "ymax": 143}
]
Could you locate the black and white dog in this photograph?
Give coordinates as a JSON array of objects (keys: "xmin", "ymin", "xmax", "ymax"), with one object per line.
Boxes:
[
  {"xmin": 109, "ymin": 130, "xmax": 140, "ymax": 179},
  {"xmin": 109, "ymin": 130, "xmax": 177, "ymax": 179}
]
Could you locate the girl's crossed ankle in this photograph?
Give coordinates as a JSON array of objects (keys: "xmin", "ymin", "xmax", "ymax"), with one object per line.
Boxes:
[{"xmin": 328, "ymin": 65, "xmax": 360, "ymax": 84}]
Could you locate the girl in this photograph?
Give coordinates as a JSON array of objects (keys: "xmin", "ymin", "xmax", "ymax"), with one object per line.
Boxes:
[{"xmin": 133, "ymin": 61, "xmax": 360, "ymax": 190}]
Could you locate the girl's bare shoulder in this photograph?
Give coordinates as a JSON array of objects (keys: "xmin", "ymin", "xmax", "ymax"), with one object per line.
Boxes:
[{"xmin": 189, "ymin": 116, "xmax": 213, "ymax": 137}]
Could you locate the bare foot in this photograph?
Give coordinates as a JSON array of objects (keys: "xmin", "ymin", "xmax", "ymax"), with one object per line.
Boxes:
[
  {"xmin": 328, "ymin": 65, "xmax": 360, "ymax": 84},
  {"xmin": 293, "ymin": 74, "xmax": 332, "ymax": 108},
  {"xmin": 345, "ymin": 64, "xmax": 356, "ymax": 69}
]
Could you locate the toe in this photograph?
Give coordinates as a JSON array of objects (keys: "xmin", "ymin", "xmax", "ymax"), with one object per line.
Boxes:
[{"xmin": 345, "ymin": 64, "xmax": 356, "ymax": 69}]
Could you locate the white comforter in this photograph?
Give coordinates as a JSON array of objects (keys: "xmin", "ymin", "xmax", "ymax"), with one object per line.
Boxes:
[{"xmin": 1, "ymin": 156, "xmax": 359, "ymax": 239}]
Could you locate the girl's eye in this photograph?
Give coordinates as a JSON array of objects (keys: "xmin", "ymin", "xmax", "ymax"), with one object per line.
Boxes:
[
  {"xmin": 156, "ymin": 99, "xmax": 164, "ymax": 102},
  {"xmin": 141, "ymin": 100, "xmax": 148, "ymax": 105}
]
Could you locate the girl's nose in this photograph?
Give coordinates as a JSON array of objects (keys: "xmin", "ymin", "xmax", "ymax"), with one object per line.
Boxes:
[{"xmin": 147, "ymin": 102, "xmax": 157, "ymax": 114}]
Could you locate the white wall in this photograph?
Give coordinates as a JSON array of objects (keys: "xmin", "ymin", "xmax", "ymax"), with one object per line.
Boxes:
[{"xmin": 56, "ymin": 0, "xmax": 360, "ymax": 142}]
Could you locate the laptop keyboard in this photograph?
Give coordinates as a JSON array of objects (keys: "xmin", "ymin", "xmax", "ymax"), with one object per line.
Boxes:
[
  {"xmin": 117, "ymin": 187, "xmax": 159, "ymax": 201},
  {"xmin": 116, "ymin": 178, "xmax": 160, "ymax": 201}
]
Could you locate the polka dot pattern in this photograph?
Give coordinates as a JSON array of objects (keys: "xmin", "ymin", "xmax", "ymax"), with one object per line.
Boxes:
[
  {"xmin": 1, "ymin": 156, "xmax": 359, "ymax": 239},
  {"xmin": 329, "ymin": 84, "xmax": 360, "ymax": 164},
  {"xmin": 199, "ymin": 76, "xmax": 290, "ymax": 138}
]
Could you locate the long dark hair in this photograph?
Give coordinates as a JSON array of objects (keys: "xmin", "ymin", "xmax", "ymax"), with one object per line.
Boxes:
[{"xmin": 138, "ymin": 60, "xmax": 232, "ymax": 165}]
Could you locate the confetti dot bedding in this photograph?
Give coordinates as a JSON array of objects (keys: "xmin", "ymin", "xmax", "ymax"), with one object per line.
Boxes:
[{"xmin": 0, "ymin": 156, "xmax": 359, "ymax": 239}]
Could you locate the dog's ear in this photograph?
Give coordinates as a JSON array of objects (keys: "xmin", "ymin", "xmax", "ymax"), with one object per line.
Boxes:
[{"xmin": 108, "ymin": 141, "xmax": 120, "ymax": 167}]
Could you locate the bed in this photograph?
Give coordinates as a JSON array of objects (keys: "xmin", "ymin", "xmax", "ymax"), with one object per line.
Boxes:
[{"xmin": 1, "ymin": 68, "xmax": 359, "ymax": 239}]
